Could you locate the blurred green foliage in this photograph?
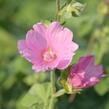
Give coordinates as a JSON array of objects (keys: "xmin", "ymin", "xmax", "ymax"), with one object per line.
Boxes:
[{"xmin": 0, "ymin": 0, "xmax": 109, "ymax": 109}]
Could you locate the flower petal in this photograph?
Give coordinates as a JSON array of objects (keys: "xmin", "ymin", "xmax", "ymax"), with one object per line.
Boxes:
[
  {"xmin": 68, "ymin": 55, "xmax": 106, "ymax": 89},
  {"xmin": 48, "ymin": 27, "xmax": 74, "ymax": 50},
  {"xmin": 18, "ymin": 40, "xmax": 42, "ymax": 64},
  {"xmin": 57, "ymin": 58, "xmax": 72, "ymax": 69},
  {"xmin": 33, "ymin": 23, "xmax": 47, "ymax": 35},
  {"xmin": 32, "ymin": 57, "xmax": 59, "ymax": 72},
  {"xmin": 48, "ymin": 26, "xmax": 78, "ymax": 66},
  {"xmin": 47, "ymin": 22, "xmax": 62, "ymax": 37},
  {"xmin": 32, "ymin": 64, "xmax": 48, "ymax": 72},
  {"xmin": 26, "ymin": 29, "xmax": 47, "ymax": 51},
  {"xmin": 78, "ymin": 55, "xmax": 94, "ymax": 71}
]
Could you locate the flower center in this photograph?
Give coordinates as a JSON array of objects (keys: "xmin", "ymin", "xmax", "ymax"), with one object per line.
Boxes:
[{"xmin": 43, "ymin": 48, "xmax": 57, "ymax": 62}]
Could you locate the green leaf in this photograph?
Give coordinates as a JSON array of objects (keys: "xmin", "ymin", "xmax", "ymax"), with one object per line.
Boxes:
[
  {"xmin": 0, "ymin": 27, "xmax": 17, "ymax": 68},
  {"xmin": 94, "ymin": 79, "xmax": 109, "ymax": 96},
  {"xmin": 78, "ymin": 18, "xmax": 94, "ymax": 37},
  {"xmin": 93, "ymin": 36, "xmax": 109, "ymax": 64},
  {"xmin": 105, "ymin": 99, "xmax": 109, "ymax": 109},
  {"xmin": 23, "ymin": 72, "xmax": 48, "ymax": 86},
  {"xmin": 3, "ymin": 76, "xmax": 17, "ymax": 89},
  {"xmin": 17, "ymin": 82, "xmax": 51, "ymax": 109},
  {"xmin": 8, "ymin": 57, "xmax": 32, "ymax": 74},
  {"xmin": 0, "ymin": 71, "xmax": 6, "ymax": 83}
]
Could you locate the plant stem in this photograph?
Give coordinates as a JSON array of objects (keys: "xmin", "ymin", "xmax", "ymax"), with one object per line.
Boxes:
[
  {"xmin": 51, "ymin": 70, "xmax": 56, "ymax": 94},
  {"xmin": 48, "ymin": 70, "xmax": 56, "ymax": 109},
  {"xmin": 56, "ymin": 0, "xmax": 61, "ymax": 21}
]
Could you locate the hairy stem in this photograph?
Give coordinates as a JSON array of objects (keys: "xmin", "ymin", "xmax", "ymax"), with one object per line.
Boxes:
[
  {"xmin": 48, "ymin": 70, "xmax": 56, "ymax": 109},
  {"xmin": 56, "ymin": 0, "xmax": 61, "ymax": 21}
]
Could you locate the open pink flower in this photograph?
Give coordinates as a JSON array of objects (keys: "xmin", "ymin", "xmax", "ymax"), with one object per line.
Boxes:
[
  {"xmin": 68, "ymin": 55, "xmax": 106, "ymax": 89},
  {"xmin": 18, "ymin": 22, "xmax": 78, "ymax": 71}
]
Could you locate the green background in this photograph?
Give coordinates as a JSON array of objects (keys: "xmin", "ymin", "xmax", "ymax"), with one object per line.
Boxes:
[{"xmin": 0, "ymin": 0, "xmax": 109, "ymax": 109}]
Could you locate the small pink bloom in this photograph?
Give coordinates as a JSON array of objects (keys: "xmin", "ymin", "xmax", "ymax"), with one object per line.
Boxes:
[
  {"xmin": 18, "ymin": 22, "xmax": 78, "ymax": 71},
  {"xmin": 68, "ymin": 55, "xmax": 106, "ymax": 89}
]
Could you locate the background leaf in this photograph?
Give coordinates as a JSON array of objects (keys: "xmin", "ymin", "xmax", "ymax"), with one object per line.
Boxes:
[{"xmin": 17, "ymin": 82, "xmax": 51, "ymax": 109}]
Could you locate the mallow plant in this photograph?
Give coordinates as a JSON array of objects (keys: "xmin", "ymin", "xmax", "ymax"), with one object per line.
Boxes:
[{"xmin": 17, "ymin": 0, "xmax": 106, "ymax": 109}]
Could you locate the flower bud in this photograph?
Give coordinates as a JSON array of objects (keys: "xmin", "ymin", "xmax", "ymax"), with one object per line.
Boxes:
[
  {"xmin": 59, "ymin": 67, "xmax": 82, "ymax": 94},
  {"xmin": 59, "ymin": 56, "xmax": 106, "ymax": 94},
  {"xmin": 59, "ymin": 1, "xmax": 85, "ymax": 18}
]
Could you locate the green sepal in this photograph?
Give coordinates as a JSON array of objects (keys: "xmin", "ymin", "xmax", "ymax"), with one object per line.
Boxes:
[{"xmin": 58, "ymin": 68, "xmax": 82, "ymax": 94}]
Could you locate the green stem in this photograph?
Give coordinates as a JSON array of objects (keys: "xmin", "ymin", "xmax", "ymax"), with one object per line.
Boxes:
[
  {"xmin": 51, "ymin": 70, "xmax": 56, "ymax": 93},
  {"xmin": 48, "ymin": 70, "xmax": 56, "ymax": 109},
  {"xmin": 56, "ymin": 0, "xmax": 61, "ymax": 21}
]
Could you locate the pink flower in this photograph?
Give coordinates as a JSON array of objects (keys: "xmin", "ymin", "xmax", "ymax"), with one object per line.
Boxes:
[
  {"xmin": 18, "ymin": 22, "xmax": 78, "ymax": 71},
  {"xmin": 68, "ymin": 55, "xmax": 106, "ymax": 89}
]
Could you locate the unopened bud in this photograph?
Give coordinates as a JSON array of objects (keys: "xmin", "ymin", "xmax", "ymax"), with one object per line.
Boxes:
[{"xmin": 59, "ymin": 1, "xmax": 86, "ymax": 18}]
